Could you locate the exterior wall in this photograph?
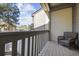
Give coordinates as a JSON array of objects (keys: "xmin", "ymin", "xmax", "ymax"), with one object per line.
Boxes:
[
  {"xmin": 33, "ymin": 9, "xmax": 49, "ymax": 30},
  {"xmin": 51, "ymin": 7, "xmax": 72, "ymax": 41}
]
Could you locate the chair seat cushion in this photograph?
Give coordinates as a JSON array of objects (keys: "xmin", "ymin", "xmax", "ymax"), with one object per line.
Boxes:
[
  {"xmin": 60, "ymin": 40, "xmax": 69, "ymax": 44},
  {"xmin": 59, "ymin": 40, "xmax": 70, "ymax": 47}
]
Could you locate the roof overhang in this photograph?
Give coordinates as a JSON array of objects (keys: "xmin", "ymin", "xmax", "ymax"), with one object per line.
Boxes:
[
  {"xmin": 40, "ymin": 3, "xmax": 50, "ymax": 12},
  {"xmin": 48, "ymin": 3, "xmax": 75, "ymax": 12}
]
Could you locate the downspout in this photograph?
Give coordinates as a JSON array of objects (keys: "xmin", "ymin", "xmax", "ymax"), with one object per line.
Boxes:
[
  {"xmin": 48, "ymin": 4, "xmax": 51, "ymax": 41},
  {"xmin": 48, "ymin": 11, "xmax": 51, "ymax": 41},
  {"xmin": 72, "ymin": 4, "xmax": 76, "ymax": 32}
]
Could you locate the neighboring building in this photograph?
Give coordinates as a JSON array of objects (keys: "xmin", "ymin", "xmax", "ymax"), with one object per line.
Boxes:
[
  {"xmin": 0, "ymin": 19, "xmax": 16, "ymax": 32},
  {"xmin": 32, "ymin": 8, "xmax": 49, "ymax": 30}
]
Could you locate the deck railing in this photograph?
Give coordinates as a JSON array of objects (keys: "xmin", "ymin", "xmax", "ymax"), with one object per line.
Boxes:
[{"xmin": 0, "ymin": 30, "xmax": 49, "ymax": 56}]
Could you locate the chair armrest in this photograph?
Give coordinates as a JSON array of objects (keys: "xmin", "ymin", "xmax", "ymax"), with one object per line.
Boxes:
[
  {"xmin": 68, "ymin": 38, "xmax": 75, "ymax": 42},
  {"xmin": 58, "ymin": 36, "xmax": 64, "ymax": 43}
]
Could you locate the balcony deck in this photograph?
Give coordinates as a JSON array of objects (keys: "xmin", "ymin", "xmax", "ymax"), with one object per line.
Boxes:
[
  {"xmin": 39, "ymin": 41, "xmax": 79, "ymax": 56},
  {"xmin": 0, "ymin": 30, "xmax": 79, "ymax": 56}
]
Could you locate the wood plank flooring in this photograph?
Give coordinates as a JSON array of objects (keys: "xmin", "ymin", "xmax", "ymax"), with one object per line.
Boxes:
[{"xmin": 38, "ymin": 41, "xmax": 79, "ymax": 56}]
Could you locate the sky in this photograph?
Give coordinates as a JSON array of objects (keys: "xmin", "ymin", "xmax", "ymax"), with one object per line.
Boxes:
[{"xmin": 16, "ymin": 3, "xmax": 41, "ymax": 26}]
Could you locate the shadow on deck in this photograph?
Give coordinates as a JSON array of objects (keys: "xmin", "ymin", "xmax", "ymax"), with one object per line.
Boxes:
[{"xmin": 39, "ymin": 41, "xmax": 79, "ymax": 56}]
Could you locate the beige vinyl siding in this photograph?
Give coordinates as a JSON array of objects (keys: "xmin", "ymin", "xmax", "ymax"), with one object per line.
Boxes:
[
  {"xmin": 51, "ymin": 7, "xmax": 72, "ymax": 41},
  {"xmin": 33, "ymin": 9, "xmax": 49, "ymax": 30}
]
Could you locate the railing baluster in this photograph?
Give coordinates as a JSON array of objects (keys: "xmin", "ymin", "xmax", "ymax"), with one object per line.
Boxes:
[
  {"xmin": 21, "ymin": 38, "xmax": 25, "ymax": 56},
  {"xmin": 33, "ymin": 35, "xmax": 36, "ymax": 56},
  {"xmin": 12, "ymin": 40, "xmax": 17, "ymax": 56},
  {"xmin": 35, "ymin": 35, "xmax": 37, "ymax": 56},
  {"xmin": 0, "ymin": 40, "xmax": 5, "ymax": 56},
  {"xmin": 39, "ymin": 35, "xmax": 42, "ymax": 53},
  {"xmin": 36, "ymin": 35, "xmax": 39, "ymax": 56},
  {"xmin": 35, "ymin": 35, "xmax": 38, "ymax": 56},
  {"xmin": 27, "ymin": 37, "xmax": 30, "ymax": 56},
  {"xmin": 36, "ymin": 35, "xmax": 37, "ymax": 56},
  {"xmin": 31, "ymin": 36, "xmax": 34, "ymax": 56},
  {"xmin": 37, "ymin": 35, "xmax": 40, "ymax": 54},
  {"xmin": 33, "ymin": 36, "xmax": 35, "ymax": 56},
  {"xmin": 41, "ymin": 34, "xmax": 43, "ymax": 50}
]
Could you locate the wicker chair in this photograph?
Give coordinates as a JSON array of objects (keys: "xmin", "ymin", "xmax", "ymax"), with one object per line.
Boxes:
[{"xmin": 58, "ymin": 32, "xmax": 78, "ymax": 48}]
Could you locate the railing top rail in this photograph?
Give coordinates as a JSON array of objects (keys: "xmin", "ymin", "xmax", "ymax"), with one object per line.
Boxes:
[
  {"xmin": 0, "ymin": 30, "xmax": 49, "ymax": 35},
  {"xmin": 0, "ymin": 30, "xmax": 49, "ymax": 42}
]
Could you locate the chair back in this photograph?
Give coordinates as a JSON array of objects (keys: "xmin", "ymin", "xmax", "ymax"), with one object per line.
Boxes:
[{"xmin": 64, "ymin": 32, "xmax": 78, "ymax": 40}]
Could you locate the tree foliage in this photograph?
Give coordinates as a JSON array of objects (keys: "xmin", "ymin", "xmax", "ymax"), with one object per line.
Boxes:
[{"xmin": 0, "ymin": 3, "xmax": 20, "ymax": 25}]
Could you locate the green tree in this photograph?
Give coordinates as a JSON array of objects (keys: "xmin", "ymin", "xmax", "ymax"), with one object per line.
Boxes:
[
  {"xmin": 28, "ymin": 23, "xmax": 34, "ymax": 30},
  {"xmin": 0, "ymin": 3, "xmax": 20, "ymax": 25}
]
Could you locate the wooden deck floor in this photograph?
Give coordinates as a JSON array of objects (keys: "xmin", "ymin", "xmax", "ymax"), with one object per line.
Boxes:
[{"xmin": 38, "ymin": 41, "xmax": 79, "ymax": 56}]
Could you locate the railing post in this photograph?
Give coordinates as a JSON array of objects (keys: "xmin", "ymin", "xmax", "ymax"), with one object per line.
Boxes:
[
  {"xmin": 27, "ymin": 37, "xmax": 30, "ymax": 56},
  {"xmin": 39, "ymin": 35, "xmax": 41, "ymax": 54},
  {"xmin": 0, "ymin": 40, "xmax": 5, "ymax": 56},
  {"xmin": 12, "ymin": 40, "xmax": 17, "ymax": 56},
  {"xmin": 36, "ymin": 35, "xmax": 39, "ymax": 56},
  {"xmin": 34, "ymin": 35, "xmax": 37, "ymax": 56},
  {"xmin": 33, "ymin": 36, "xmax": 35, "ymax": 56},
  {"xmin": 31, "ymin": 36, "xmax": 34, "ymax": 56},
  {"xmin": 21, "ymin": 38, "xmax": 25, "ymax": 56},
  {"xmin": 34, "ymin": 35, "xmax": 38, "ymax": 56},
  {"xmin": 38, "ymin": 35, "xmax": 40, "ymax": 54}
]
